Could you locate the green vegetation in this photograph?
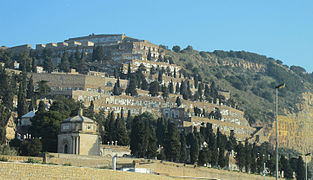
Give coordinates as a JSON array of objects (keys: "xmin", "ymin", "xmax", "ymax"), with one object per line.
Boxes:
[{"xmin": 164, "ymin": 48, "xmax": 313, "ymax": 124}]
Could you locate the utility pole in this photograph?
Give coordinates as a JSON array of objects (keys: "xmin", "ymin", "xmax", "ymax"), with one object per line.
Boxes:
[{"xmin": 275, "ymin": 83, "xmax": 285, "ymax": 180}]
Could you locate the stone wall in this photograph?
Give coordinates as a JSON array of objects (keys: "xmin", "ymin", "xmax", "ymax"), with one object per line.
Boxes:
[{"xmin": 0, "ymin": 162, "xmax": 172, "ymax": 180}]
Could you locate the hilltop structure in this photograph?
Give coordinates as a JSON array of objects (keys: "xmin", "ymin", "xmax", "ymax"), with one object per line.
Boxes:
[{"xmin": 6, "ymin": 34, "xmax": 258, "ymax": 143}]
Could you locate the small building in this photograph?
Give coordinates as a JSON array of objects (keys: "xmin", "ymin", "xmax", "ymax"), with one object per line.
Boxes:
[{"xmin": 57, "ymin": 110, "xmax": 100, "ymax": 156}]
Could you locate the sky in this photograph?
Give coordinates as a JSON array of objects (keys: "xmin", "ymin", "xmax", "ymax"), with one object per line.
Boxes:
[{"xmin": 1, "ymin": 0, "xmax": 312, "ymax": 72}]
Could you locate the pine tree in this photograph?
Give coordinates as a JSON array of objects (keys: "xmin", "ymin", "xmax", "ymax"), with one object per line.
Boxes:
[{"xmin": 164, "ymin": 122, "xmax": 180, "ymax": 162}]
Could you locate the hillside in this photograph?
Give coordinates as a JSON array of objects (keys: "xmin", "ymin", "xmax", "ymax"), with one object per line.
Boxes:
[{"xmin": 165, "ymin": 46, "xmax": 313, "ymax": 126}]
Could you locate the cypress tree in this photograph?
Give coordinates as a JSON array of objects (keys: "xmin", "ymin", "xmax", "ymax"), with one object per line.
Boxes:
[
  {"xmin": 162, "ymin": 85, "xmax": 169, "ymax": 101},
  {"xmin": 114, "ymin": 117, "xmax": 129, "ymax": 146},
  {"xmin": 43, "ymin": 57, "xmax": 55, "ymax": 73},
  {"xmin": 156, "ymin": 117, "xmax": 166, "ymax": 146},
  {"xmin": 189, "ymin": 131, "xmax": 199, "ymax": 164},
  {"xmin": 235, "ymin": 142, "xmax": 245, "ymax": 172},
  {"xmin": 31, "ymin": 57, "xmax": 37, "ymax": 73},
  {"xmin": 176, "ymin": 82, "xmax": 180, "ymax": 94},
  {"xmin": 176, "ymin": 97, "xmax": 181, "ymax": 107},
  {"xmin": 125, "ymin": 74, "xmax": 138, "ymax": 96},
  {"xmin": 244, "ymin": 139, "xmax": 251, "ymax": 172},
  {"xmin": 59, "ymin": 52, "xmax": 70, "ymax": 72},
  {"xmin": 169, "ymin": 80, "xmax": 174, "ymax": 94},
  {"xmin": 145, "ymin": 120, "xmax": 157, "ymax": 158},
  {"xmin": 148, "ymin": 81, "xmax": 160, "ymax": 97},
  {"xmin": 130, "ymin": 114, "xmax": 149, "ymax": 158},
  {"xmin": 17, "ymin": 75, "xmax": 28, "ymax": 118},
  {"xmin": 179, "ymin": 131, "xmax": 187, "ymax": 163},
  {"xmin": 26, "ymin": 76, "xmax": 35, "ymax": 99},
  {"xmin": 296, "ymin": 156, "xmax": 305, "ymax": 180},
  {"xmin": 164, "ymin": 121, "xmax": 180, "ymax": 162}
]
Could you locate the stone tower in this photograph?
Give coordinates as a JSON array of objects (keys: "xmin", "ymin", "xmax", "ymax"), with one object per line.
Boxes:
[{"xmin": 57, "ymin": 109, "xmax": 100, "ymax": 156}]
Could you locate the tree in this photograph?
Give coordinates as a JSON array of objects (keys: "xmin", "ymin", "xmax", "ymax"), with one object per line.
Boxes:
[
  {"xmin": 156, "ymin": 117, "xmax": 167, "ymax": 147},
  {"xmin": 189, "ymin": 130, "xmax": 199, "ymax": 164},
  {"xmin": 147, "ymin": 49, "xmax": 152, "ymax": 61},
  {"xmin": 176, "ymin": 97, "xmax": 181, "ymax": 107},
  {"xmin": 172, "ymin": 45, "xmax": 181, "ymax": 53},
  {"xmin": 38, "ymin": 101, "xmax": 46, "ymax": 113},
  {"xmin": 145, "ymin": 120, "xmax": 157, "ymax": 158},
  {"xmin": 198, "ymin": 148, "xmax": 210, "ymax": 166},
  {"xmin": 38, "ymin": 80, "xmax": 51, "ymax": 98},
  {"xmin": 235, "ymin": 142, "xmax": 245, "ymax": 172},
  {"xmin": 179, "ymin": 131, "xmax": 187, "ymax": 163},
  {"xmin": 162, "ymin": 85, "xmax": 169, "ymax": 101},
  {"xmin": 92, "ymin": 46, "xmax": 105, "ymax": 61},
  {"xmin": 113, "ymin": 79, "xmax": 121, "ymax": 95},
  {"xmin": 30, "ymin": 110, "xmax": 67, "ymax": 152},
  {"xmin": 164, "ymin": 122, "xmax": 180, "ymax": 162},
  {"xmin": 114, "ymin": 117, "xmax": 129, "ymax": 146},
  {"xmin": 77, "ymin": 55, "xmax": 88, "ymax": 74},
  {"xmin": 20, "ymin": 138, "xmax": 42, "ymax": 156},
  {"xmin": 169, "ymin": 80, "xmax": 174, "ymax": 94},
  {"xmin": 17, "ymin": 80, "xmax": 27, "ymax": 119},
  {"xmin": 176, "ymin": 82, "xmax": 180, "ymax": 94},
  {"xmin": 296, "ymin": 156, "xmax": 305, "ymax": 180},
  {"xmin": 158, "ymin": 70, "xmax": 163, "ymax": 83},
  {"xmin": 59, "ymin": 52, "xmax": 70, "ymax": 72},
  {"xmin": 43, "ymin": 57, "xmax": 55, "ymax": 73},
  {"xmin": 148, "ymin": 81, "xmax": 160, "ymax": 97},
  {"xmin": 130, "ymin": 112, "xmax": 154, "ymax": 158},
  {"xmin": 31, "ymin": 57, "xmax": 37, "ymax": 73},
  {"xmin": 125, "ymin": 74, "xmax": 138, "ymax": 96}
]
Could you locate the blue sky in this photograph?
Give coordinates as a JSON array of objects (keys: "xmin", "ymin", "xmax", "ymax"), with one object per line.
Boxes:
[{"xmin": 1, "ymin": 0, "xmax": 312, "ymax": 72}]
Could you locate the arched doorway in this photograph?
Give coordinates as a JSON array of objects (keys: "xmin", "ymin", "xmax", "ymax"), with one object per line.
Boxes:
[{"xmin": 63, "ymin": 144, "xmax": 68, "ymax": 154}]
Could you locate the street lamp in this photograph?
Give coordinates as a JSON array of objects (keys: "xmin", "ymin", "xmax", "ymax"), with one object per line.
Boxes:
[
  {"xmin": 275, "ymin": 83, "xmax": 285, "ymax": 180},
  {"xmin": 305, "ymin": 152, "xmax": 311, "ymax": 180}
]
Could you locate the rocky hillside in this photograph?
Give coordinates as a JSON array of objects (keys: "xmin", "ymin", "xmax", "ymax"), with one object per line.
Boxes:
[{"xmin": 164, "ymin": 46, "xmax": 313, "ymax": 126}]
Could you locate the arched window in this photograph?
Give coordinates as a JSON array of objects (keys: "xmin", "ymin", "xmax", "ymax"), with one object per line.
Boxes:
[{"xmin": 64, "ymin": 144, "xmax": 68, "ymax": 154}]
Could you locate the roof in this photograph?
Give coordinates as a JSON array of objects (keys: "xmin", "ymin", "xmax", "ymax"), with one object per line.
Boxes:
[
  {"xmin": 63, "ymin": 115, "xmax": 95, "ymax": 123},
  {"xmin": 22, "ymin": 111, "xmax": 35, "ymax": 118}
]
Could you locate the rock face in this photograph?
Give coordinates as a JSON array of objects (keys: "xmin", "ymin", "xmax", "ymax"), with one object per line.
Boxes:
[{"xmin": 268, "ymin": 92, "xmax": 313, "ymax": 153}]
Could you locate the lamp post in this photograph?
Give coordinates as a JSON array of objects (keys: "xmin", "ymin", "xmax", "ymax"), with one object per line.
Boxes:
[
  {"xmin": 305, "ymin": 153, "xmax": 311, "ymax": 180},
  {"xmin": 275, "ymin": 83, "xmax": 285, "ymax": 180}
]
